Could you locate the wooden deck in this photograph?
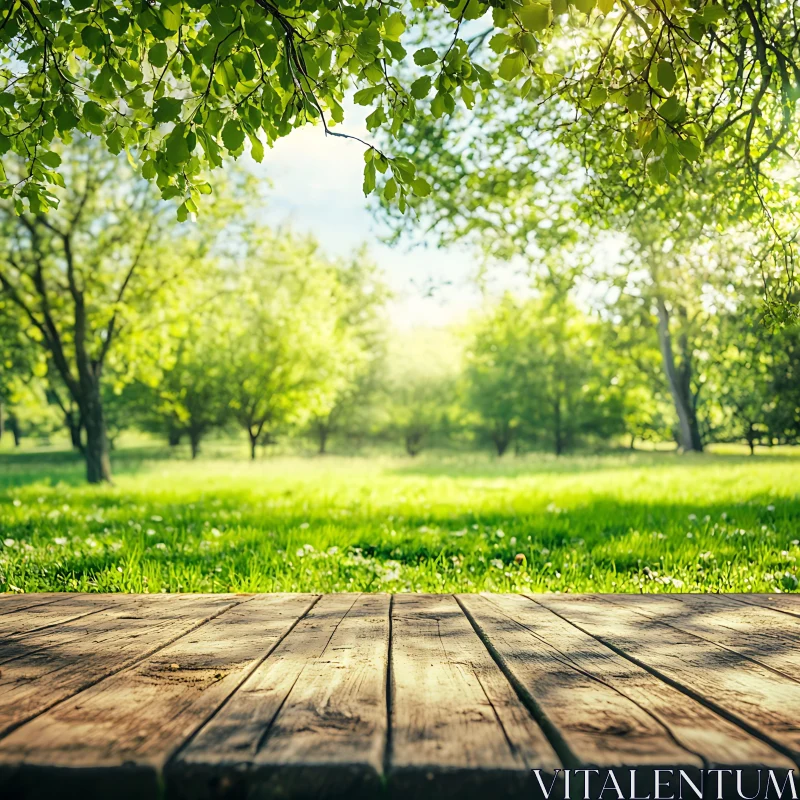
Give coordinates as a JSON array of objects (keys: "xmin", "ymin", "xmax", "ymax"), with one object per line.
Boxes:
[{"xmin": 0, "ymin": 593, "xmax": 798, "ymax": 799}]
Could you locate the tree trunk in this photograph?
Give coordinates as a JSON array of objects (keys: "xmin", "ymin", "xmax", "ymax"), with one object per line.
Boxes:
[
  {"xmin": 494, "ymin": 433, "xmax": 510, "ymax": 457},
  {"xmin": 656, "ymin": 297, "xmax": 703, "ymax": 453},
  {"xmin": 629, "ymin": 433, "xmax": 636, "ymax": 450},
  {"xmin": 67, "ymin": 411, "xmax": 84, "ymax": 452},
  {"xmin": 190, "ymin": 430, "xmax": 201, "ymax": 459},
  {"xmin": 318, "ymin": 424, "xmax": 329, "ymax": 455},
  {"xmin": 249, "ymin": 430, "xmax": 258, "ymax": 460},
  {"xmin": 405, "ymin": 432, "xmax": 423, "ymax": 457},
  {"xmin": 82, "ymin": 387, "xmax": 112, "ymax": 484},
  {"xmin": 168, "ymin": 428, "xmax": 182, "ymax": 447},
  {"xmin": 554, "ymin": 396, "xmax": 563, "ymax": 456},
  {"xmin": 747, "ymin": 425, "xmax": 756, "ymax": 455},
  {"xmin": 9, "ymin": 415, "xmax": 20, "ymax": 447}
]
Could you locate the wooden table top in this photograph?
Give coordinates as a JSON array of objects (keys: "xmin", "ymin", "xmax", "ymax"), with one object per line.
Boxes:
[{"xmin": 0, "ymin": 592, "xmax": 797, "ymax": 799}]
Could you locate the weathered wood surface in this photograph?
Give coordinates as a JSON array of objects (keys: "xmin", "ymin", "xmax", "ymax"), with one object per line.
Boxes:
[{"xmin": 0, "ymin": 592, "xmax": 796, "ymax": 800}]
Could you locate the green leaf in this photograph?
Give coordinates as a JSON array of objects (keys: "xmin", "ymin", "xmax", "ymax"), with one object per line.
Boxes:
[
  {"xmin": 658, "ymin": 95, "xmax": 682, "ymax": 121},
  {"xmin": 384, "ymin": 12, "xmax": 405, "ymax": 40},
  {"xmin": 353, "ymin": 85, "xmax": 384, "ymax": 105},
  {"xmin": 411, "ymin": 177, "xmax": 432, "ymax": 197},
  {"xmin": 148, "ymin": 43, "xmax": 169, "ymax": 68},
  {"xmin": 571, "ymin": 0, "xmax": 596, "ymax": 14},
  {"xmin": 657, "ymin": 60, "xmax": 677, "ymax": 92},
  {"xmin": 221, "ymin": 119, "xmax": 245, "ymax": 151},
  {"xmin": 431, "ymin": 92, "xmax": 446, "ymax": 118},
  {"xmin": 153, "ymin": 97, "xmax": 183, "ymax": 123},
  {"xmin": 160, "ymin": 2, "xmax": 182, "ymax": 32},
  {"xmin": 383, "ymin": 176, "xmax": 397, "ymax": 201},
  {"xmin": 626, "ymin": 91, "xmax": 646, "ymax": 112},
  {"xmin": 410, "ymin": 76, "xmax": 432, "ymax": 99},
  {"xmin": 82, "ymin": 101, "xmax": 106, "ymax": 125},
  {"xmin": 38, "ymin": 151, "xmax": 62, "ymax": 168},
  {"xmin": 249, "ymin": 133, "xmax": 264, "ymax": 163},
  {"xmin": 489, "ymin": 33, "xmax": 511, "ymax": 54},
  {"xmin": 702, "ymin": 3, "xmax": 726, "ymax": 23},
  {"xmin": 413, "ymin": 48, "xmax": 438, "ymax": 67},
  {"xmin": 165, "ymin": 128, "xmax": 191, "ymax": 164},
  {"xmin": 363, "ymin": 158, "xmax": 376, "ymax": 195},
  {"xmin": 80, "ymin": 26, "xmax": 106, "ymax": 52},
  {"xmin": 518, "ymin": 2, "xmax": 552, "ymax": 32},
  {"xmin": 499, "ymin": 52, "xmax": 525, "ymax": 81}
]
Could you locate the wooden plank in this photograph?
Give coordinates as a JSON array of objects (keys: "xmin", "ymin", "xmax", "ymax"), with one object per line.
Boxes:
[
  {"xmin": 0, "ymin": 594, "xmax": 117, "ymax": 639},
  {"xmin": 730, "ymin": 594, "xmax": 800, "ymax": 619},
  {"xmin": 170, "ymin": 594, "xmax": 392, "ymax": 800},
  {"xmin": 534, "ymin": 593, "xmax": 800, "ymax": 761},
  {"xmin": 0, "ymin": 594, "xmax": 70, "ymax": 615},
  {"xmin": 0, "ymin": 594, "xmax": 247, "ymax": 739},
  {"xmin": 460, "ymin": 594, "xmax": 702, "ymax": 776},
  {"xmin": 388, "ymin": 594, "xmax": 560, "ymax": 800},
  {"xmin": 599, "ymin": 593, "xmax": 800, "ymax": 682},
  {"xmin": 465, "ymin": 594, "xmax": 791, "ymax": 773},
  {"xmin": 0, "ymin": 594, "xmax": 317, "ymax": 800}
]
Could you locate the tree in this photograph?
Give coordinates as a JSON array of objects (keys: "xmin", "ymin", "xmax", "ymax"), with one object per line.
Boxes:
[
  {"xmin": 465, "ymin": 292, "xmax": 625, "ymax": 456},
  {"xmin": 710, "ymin": 305, "xmax": 800, "ymax": 451},
  {"xmin": 222, "ymin": 230, "xmax": 351, "ymax": 460},
  {"xmin": 383, "ymin": 328, "xmax": 460, "ymax": 456},
  {"xmin": 4, "ymin": 0, "xmax": 800, "ymax": 310},
  {"xmin": 306, "ymin": 249, "xmax": 390, "ymax": 454},
  {"xmin": 0, "ymin": 140, "xmax": 208, "ymax": 481}
]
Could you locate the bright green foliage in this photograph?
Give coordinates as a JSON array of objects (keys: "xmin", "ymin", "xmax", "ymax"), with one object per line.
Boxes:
[
  {"xmin": 306, "ymin": 248, "xmax": 390, "ymax": 454},
  {"xmin": 383, "ymin": 328, "xmax": 461, "ymax": 456},
  {"xmin": 221, "ymin": 230, "xmax": 366, "ymax": 458},
  {"xmin": 1, "ymin": 450, "xmax": 799, "ymax": 593},
  {"xmin": 464, "ymin": 292, "xmax": 625, "ymax": 455},
  {"xmin": 3, "ymin": 0, "xmax": 798, "ymax": 232},
  {"xmin": 0, "ymin": 138, "xmax": 228, "ymax": 480}
]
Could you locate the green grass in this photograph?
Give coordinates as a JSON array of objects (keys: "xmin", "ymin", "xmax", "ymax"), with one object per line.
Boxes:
[{"xmin": 1, "ymin": 446, "xmax": 799, "ymax": 594}]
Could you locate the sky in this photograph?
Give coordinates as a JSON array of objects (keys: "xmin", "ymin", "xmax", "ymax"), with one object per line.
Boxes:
[{"xmin": 250, "ymin": 109, "xmax": 489, "ymax": 330}]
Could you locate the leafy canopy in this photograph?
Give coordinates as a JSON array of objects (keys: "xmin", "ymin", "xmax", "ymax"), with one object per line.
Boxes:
[{"xmin": 2, "ymin": 0, "xmax": 798, "ymax": 221}]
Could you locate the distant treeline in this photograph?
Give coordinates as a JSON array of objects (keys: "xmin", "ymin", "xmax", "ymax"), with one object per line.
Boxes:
[{"xmin": 2, "ymin": 143, "xmax": 799, "ymax": 483}]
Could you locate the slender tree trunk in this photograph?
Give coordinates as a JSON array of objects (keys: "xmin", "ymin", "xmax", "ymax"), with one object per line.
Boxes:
[
  {"xmin": 630, "ymin": 433, "xmax": 636, "ymax": 450},
  {"xmin": 9, "ymin": 414, "xmax": 20, "ymax": 447},
  {"xmin": 249, "ymin": 430, "xmax": 258, "ymax": 460},
  {"xmin": 554, "ymin": 396, "xmax": 563, "ymax": 456},
  {"xmin": 67, "ymin": 411, "xmax": 84, "ymax": 452},
  {"xmin": 190, "ymin": 430, "xmax": 201, "ymax": 459},
  {"xmin": 655, "ymin": 297, "xmax": 703, "ymax": 453},
  {"xmin": 494, "ymin": 432, "xmax": 510, "ymax": 457},
  {"xmin": 82, "ymin": 385, "xmax": 112, "ymax": 484},
  {"xmin": 318, "ymin": 424, "xmax": 329, "ymax": 455}
]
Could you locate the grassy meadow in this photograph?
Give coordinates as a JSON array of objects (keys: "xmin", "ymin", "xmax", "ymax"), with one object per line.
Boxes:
[{"xmin": 1, "ymin": 444, "xmax": 798, "ymax": 595}]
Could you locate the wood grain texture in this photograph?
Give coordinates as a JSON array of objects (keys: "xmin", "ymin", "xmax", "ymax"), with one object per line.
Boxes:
[
  {"xmin": 0, "ymin": 594, "xmax": 69, "ymax": 615},
  {"xmin": 0, "ymin": 594, "xmax": 316, "ymax": 800},
  {"xmin": 461, "ymin": 593, "xmax": 701, "ymax": 771},
  {"xmin": 599, "ymin": 593, "xmax": 800, "ymax": 682},
  {"xmin": 535, "ymin": 593, "xmax": 800, "ymax": 760},
  {"xmin": 171, "ymin": 593, "xmax": 391, "ymax": 800},
  {"xmin": 730, "ymin": 593, "xmax": 800, "ymax": 618},
  {"xmin": 388, "ymin": 594, "xmax": 560, "ymax": 800},
  {"xmin": 514, "ymin": 595, "xmax": 794, "ymax": 770},
  {"xmin": 0, "ymin": 594, "xmax": 115, "ymax": 639},
  {"xmin": 0, "ymin": 592, "xmax": 796, "ymax": 800},
  {"xmin": 0, "ymin": 594, "xmax": 245, "ymax": 739}
]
